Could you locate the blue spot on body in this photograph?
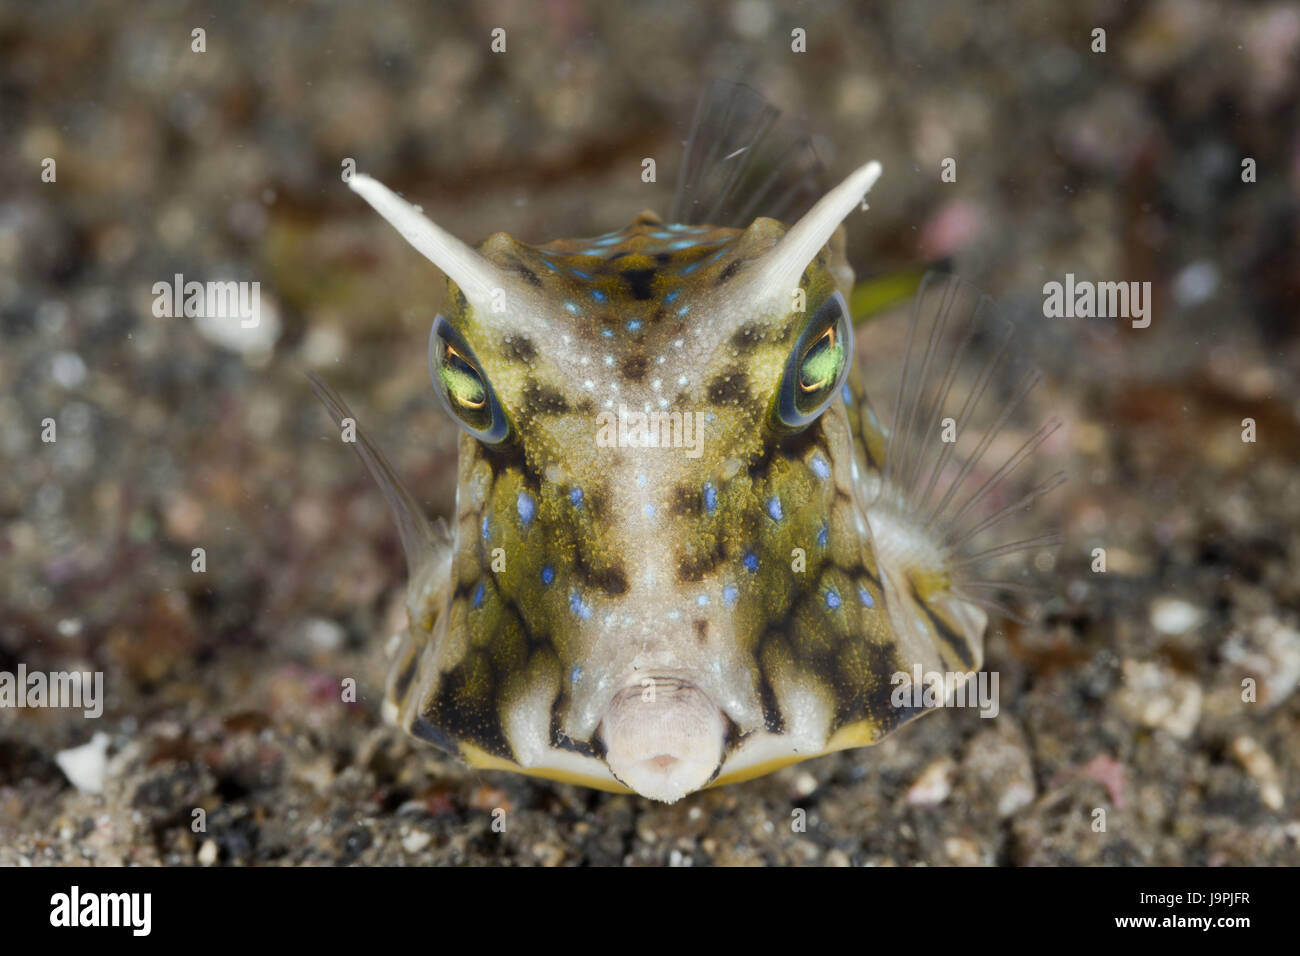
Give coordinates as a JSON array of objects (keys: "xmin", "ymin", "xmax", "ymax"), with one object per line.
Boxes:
[
  {"xmin": 703, "ymin": 482, "xmax": 717, "ymax": 515},
  {"xmin": 601, "ymin": 328, "xmax": 614, "ymax": 338},
  {"xmin": 817, "ymin": 523, "xmax": 829, "ymax": 548},
  {"xmin": 743, "ymin": 550, "xmax": 759, "ymax": 572},
  {"xmin": 665, "ymin": 290, "xmax": 680, "ymax": 304},
  {"xmin": 766, "ymin": 496, "xmax": 784, "ymax": 521},
  {"xmin": 564, "ymin": 301, "xmax": 579, "ymax": 314},
  {"xmin": 517, "ymin": 491, "xmax": 535, "ymax": 527},
  {"xmin": 825, "ymin": 587, "xmax": 842, "ymax": 609},
  {"xmin": 680, "ymin": 262, "xmax": 703, "ymax": 276},
  {"xmin": 697, "ymin": 594, "xmax": 709, "ymax": 606},
  {"xmin": 591, "ymin": 289, "xmax": 606, "ymax": 302},
  {"xmin": 841, "ymin": 383, "xmax": 852, "ymax": 403},
  {"xmin": 570, "ymin": 665, "xmax": 583, "ymax": 683},
  {"xmin": 569, "ymin": 487, "xmax": 584, "ymax": 506},
  {"xmin": 626, "ymin": 319, "xmax": 642, "ymax": 332},
  {"xmin": 677, "ymin": 304, "xmax": 691, "ymax": 316},
  {"xmin": 480, "ymin": 515, "xmax": 491, "ymax": 540},
  {"xmin": 569, "ymin": 590, "xmax": 592, "ymax": 619},
  {"xmin": 858, "ymin": 585, "xmax": 875, "ymax": 608},
  {"xmin": 811, "ymin": 455, "xmax": 830, "ymax": 479},
  {"xmin": 669, "ymin": 239, "xmax": 695, "ymax": 251},
  {"xmin": 541, "ymin": 565, "xmax": 555, "ymax": 585},
  {"xmin": 571, "ymin": 268, "xmax": 592, "ymax": 280},
  {"xmin": 644, "ymin": 503, "xmax": 656, "ymax": 518},
  {"xmin": 472, "ymin": 581, "xmax": 485, "ymax": 609},
  {"xmin": 723, "ymin": 585, "xmax": 738, "ymax": 605}
]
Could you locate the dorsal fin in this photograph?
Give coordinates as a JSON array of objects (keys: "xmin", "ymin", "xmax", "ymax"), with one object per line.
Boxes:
[{"xmin": 671, "ymin": 79, "xmax": 826, "ymax": 227}]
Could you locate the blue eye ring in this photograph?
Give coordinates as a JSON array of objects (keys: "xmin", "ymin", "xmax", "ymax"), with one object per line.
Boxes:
[
  {"xmin": 774, "ymin": 290, "xmax": 853, "ymax": 430},
  {"xmin": 429, "ymin": 315, "xmax": 511, "ymax": 444}
]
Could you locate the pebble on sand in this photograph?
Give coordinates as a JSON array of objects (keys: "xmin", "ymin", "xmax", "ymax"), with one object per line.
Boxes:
[
  {"xmin": 907, "ymin": 756, "xmax": 956, "ymax": 806},
  {"xmin": 1115, "ymin": 659, "xmax": 1203, "ymax": 739},
  {"xmin": 54, "ymin": 732, "xmax": 111, "ymax": 795},
  {"xmin": 1221, "ymin": 616, "xmax": 1300, "ymax": 710},
  {"xmin": 197, "ymin": 839, "xmax": 219, "ymax": 865},
  {"xmin": 1149, "ymin": 597, "xmax": 1205, "ymax": 635},
  {"xmin": 1229, "ymin": 736, "xmax": 1284, "ymax": 811}
]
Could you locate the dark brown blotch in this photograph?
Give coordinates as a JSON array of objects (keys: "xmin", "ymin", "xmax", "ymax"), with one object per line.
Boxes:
[
  {"xmin": 677, "ymin": 539, "xmax": 726, "ymax": 583},
  {"xmin": 670, "ymin": 483, "xmax": 702, "ymax": 517},
  {"xmin": 707, "ymin": 368, "xmax": 750, "ymax": 404},
  {"xmin": 504, "ymin": 335, "xmax": 537, "ymax": 363},
  {"xmin": 620, "ymin": 353, "xmax": 648, "ymax": 382},
  {"xmin": 730, "ymin": 323, "xmax": 764, "ymax": 352},
  {"xmin": 511, "ymin": 260, "xmax": 543, "ymax": 288},
  {"xmin": 584, "ymin": 486, "xmax": 611, "ymax": 520},
  {"xmin": 575, "ymin": 552, "xmax": 628, "ymax": 596},
  {"xmin": 622, "ymin": 268, "xmax": 657, "ymax": 300},
  {"xmin": 523, "ymin": 379, "xmax": 570, "ymax": 414},
  {"xmin": 717, "ymin": 260, "xmax": 744, "ymax": 284}
]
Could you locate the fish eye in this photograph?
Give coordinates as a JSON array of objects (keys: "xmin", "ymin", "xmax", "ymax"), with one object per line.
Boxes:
[
  {"xmin": 774, "ymin": 290, "xmax": 853, "ymax": 430},
  {"xmin": 429, "ymin": 315, "xmax": 510, "ymax": 443},
  {"xmin": 441, "ymin": 343, "xmax": 487, "ymax": 409},
  {"xmin": 799, "ymin": 325, "xmax": 841, "ymax": 393}
]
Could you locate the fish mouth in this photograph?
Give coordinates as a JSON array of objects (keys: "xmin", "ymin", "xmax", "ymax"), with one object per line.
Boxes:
[{"xmin": 598, "ymin": 677, "xmax": 726, "ymax": 803}]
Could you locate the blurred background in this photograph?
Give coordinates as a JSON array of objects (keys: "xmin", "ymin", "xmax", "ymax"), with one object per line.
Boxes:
[{"xmin": 1, "ymin": 0, "xmax": 1298, "ymax": 865}]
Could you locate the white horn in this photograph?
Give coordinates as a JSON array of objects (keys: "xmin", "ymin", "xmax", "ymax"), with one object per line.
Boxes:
[
  {"xmin": 349, "ymin": 173, "xmax": 512, "ymax": 310},
  {"xmin": 750, "ymin": 160, "xmax": 882, "ymax": 305}
]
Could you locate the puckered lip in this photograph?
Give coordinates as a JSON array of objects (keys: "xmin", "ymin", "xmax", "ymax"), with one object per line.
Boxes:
[{"xmin": 596, "ymin": 675, "xmax": 729, "ymax": 802}]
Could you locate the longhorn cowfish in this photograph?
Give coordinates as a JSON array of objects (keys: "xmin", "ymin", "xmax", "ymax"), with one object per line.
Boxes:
[{"xmin": 312, "ymin": 86, "xmax": 1059, "ymax": 802}]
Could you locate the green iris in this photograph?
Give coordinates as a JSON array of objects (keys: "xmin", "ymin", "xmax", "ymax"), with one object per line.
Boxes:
[
  {"xmin": 799, "ymin": 327, "xmax": 845, "ymax": 395},
  {"xmin": 429, "ymin": 315, "xmax": 510, "ymax": 443},
  {"xmin": 774, "ymin": 291, "xmax": 854, "ymax": 430},
  {"xmin": 439, "ymin": 347, "xmax": 487, "ymax": 410}
]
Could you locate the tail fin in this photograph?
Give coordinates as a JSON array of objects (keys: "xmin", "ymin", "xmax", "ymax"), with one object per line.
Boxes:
[
  {"xmin": 867, "ymin": 273, "xmax": 1063, "ymax": 643},
  {"xmin": 307, "ymin": 372, "xmax": 451, "ymax": 588}
]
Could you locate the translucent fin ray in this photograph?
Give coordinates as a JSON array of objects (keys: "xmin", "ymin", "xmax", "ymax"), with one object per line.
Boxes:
[
  {"xmin": 307, "ymin": 372, "xmax": 449, "ymax": 579},
  {"xmin": 945, "ymin": 533, "xmax": 1065, "ymax": 570},
  {"xmin": 873, "ymin": 272, "xmax": 1062, "ymax": 619},
  {"xmin": 671, "ymin": 79, "xmax": 825, "ymax": 227}
]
